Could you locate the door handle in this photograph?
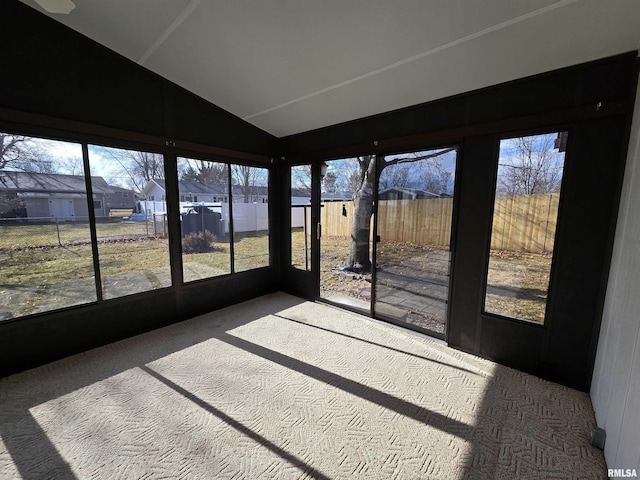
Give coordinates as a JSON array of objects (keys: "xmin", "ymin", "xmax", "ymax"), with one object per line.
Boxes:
[{"xmin": 317, "ymin": 223, "xmax": 322, "ymax": 240}]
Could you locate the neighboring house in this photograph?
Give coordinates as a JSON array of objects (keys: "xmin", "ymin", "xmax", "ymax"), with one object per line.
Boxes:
[
  {"xmin": 291, "ymin": 188, "xmax": 310, "ymax": 205},
  {"xmin": 291, "ymin": 188, "xmax": 310, "ymax": 228},
  {"xmin": 0, "ymin": 171, "xmax": 112, "ymax": 220},
  {"xmin": 321, "ymin": 191, "xmax": 353, "ymax": 202},
  {"xmin": 142, "ymin": 179, "xmax": 228, "ymax": 206},
  {"xmin": 141, "ymin": 179, "xmax": 269, "ymax": 210},
  {"xmin": 235, "ymin": 185, "xmax": 269, "ymax": 203},
  {"xmin": 107, "ymin": 185, "xmax": 137, "ymax": 211},
  {"xmin": 378, "ymin": 187, "xmax": 441, "ymax": 201}
]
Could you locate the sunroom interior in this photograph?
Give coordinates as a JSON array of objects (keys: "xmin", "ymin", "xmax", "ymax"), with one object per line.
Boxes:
[{"xmin": 1, "ymin": 0, "xmax": 639, "ymax": 477}]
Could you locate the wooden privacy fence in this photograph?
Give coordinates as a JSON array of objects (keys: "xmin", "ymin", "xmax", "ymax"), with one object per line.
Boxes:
[{"xmin": 319, "ymin": 193, "xmax": 560, "ymax": 253}]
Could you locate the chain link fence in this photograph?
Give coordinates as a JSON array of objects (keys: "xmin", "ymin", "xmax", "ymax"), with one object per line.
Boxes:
[{"xmin": 0, "ymin": 215, "xmax": 166, "ymax": 251}]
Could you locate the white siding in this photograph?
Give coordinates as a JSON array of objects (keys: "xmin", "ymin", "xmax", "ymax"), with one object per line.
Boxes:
[
  {"xmin": 291, "ymin": 205, "xmax": 308, "ymax": 228},
  {"xmin": 232, "ymin": 203, "xmax": 269, "ymax": 232},
  {"xmin": 591, "ymin": 79, "xmax": 640, "ymax": 473},
  {"xmin": 146, "ymin": 183, "xmax": 165, "ymax": 202}
]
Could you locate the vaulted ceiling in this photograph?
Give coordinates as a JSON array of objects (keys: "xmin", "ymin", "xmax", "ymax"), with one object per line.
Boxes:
[{"xmin": 19, "ymin": 0, "xmax": 640, "ymax": 137}]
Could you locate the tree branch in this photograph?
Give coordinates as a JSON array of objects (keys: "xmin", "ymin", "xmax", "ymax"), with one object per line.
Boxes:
[{"xmin": 382, "ymin": 148, "xmax": 456, "ymax": 168}]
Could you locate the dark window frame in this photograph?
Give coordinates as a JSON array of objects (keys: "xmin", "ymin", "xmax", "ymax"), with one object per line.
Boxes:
[
  {"xmin": 0, "ymin": 120, "xmax": 273, "ymax": 324},
  {"xmin": 175, "ymin": 153, "xmax": 272, "ymax": 284},
  {"xmin": 480, "ymin": 127, "xmax": 572, "ymax": 328}
]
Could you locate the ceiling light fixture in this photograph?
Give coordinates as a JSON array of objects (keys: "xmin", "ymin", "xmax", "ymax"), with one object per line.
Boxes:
[{"xmin": 34, "ymin": 0, "xmax": 76, "ymax": 14}]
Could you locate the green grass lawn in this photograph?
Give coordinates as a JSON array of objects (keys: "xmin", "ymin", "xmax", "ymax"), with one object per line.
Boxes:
[
  {"xmin": 233, "ymin": 231, "xmax": 270, "ymax": 272},
  {"xmin": 0, "ymin": 244, "xmax": 97, "ymax": 317},
  {"xmin": 290, "ymin": 227, "xmax": 311, "ymax": 270},
  {"xmin": 0, "ymin": 220, "xmax": 155, "ymax": 249},
  {"xmin": 0, "ymin": 224, "xmax": 271, "ymax": 318},
  {"xmin": 1, "ymin": 223, "xmax": 548, "ymax": 324}
]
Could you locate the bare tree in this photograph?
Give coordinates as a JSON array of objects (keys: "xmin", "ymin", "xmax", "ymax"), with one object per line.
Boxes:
[
  {"xmin": 98, "ymin": 147, "xmax": 164, "ymax": 192},
  {"xmin": 232, "ymin": 164, "xmax": 261, "ymax": 203},
  {"xmin": 1, "ymin": 133, "xmax": 31, "ymax": 169},
  {"xmin": 379, "ymin": 162, "xmax": 411, "ymax": 190},
  {"xmin": 0, "ymin": 133, "xmax": 56, "ymax": 173},
  {"xmin": 291, "ymin": 164, "xmax": 312, "ymax": 195},
  {"xmin": 349, "ymin": 155, "xmax": 376, "ymax": 270},
  {"xmin": 322, "ymin": 171, "xmax": 338, "ymax": 193},
  {"xmin": 339, "ymin": 159, "xmax": 362, "ymax": 194},
  {"xmin": 423, "ymin": 170, "xmax": 452, "ymax": 195},
  {"xmin": 380, "ymin": 151, "xmax": 453, "ymax": 194},
  {"xmin": 419, "ymin": 157, "xmax": 453, "ymax": 195},
  {"xmin": 181, "ymin": 160, "xmax": 227, "ymax": 186},
  {"xmin": 59, "ymin": 156, "xmax": 84, "ymax": 176},
  {"xmin": 497, "ymin": 134, "xmax": 564, "ymax": 195},
  {"xmin": 347, "ymin": 148, "xmax": 456, "ymax": 270}
]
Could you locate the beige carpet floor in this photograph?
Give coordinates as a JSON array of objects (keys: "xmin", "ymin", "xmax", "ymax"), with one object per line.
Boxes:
[{"xmin": 0, "ymin": 292, "xmax": 606, "ymax": 479}]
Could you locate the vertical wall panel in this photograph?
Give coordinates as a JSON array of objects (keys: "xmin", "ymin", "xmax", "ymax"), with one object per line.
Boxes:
[
  {"xmin": 541, "ymin": 117, "xmax": 627, "ymax": 389},
  {"xmin": 591, "ymin": 80, "xmax": 640, "ymax": 470},
  {"xmin": 447, "ymin": 136, "xmax": 497, "ymax": 352},
  {"xmin": 0, "ymin": 1, "xmax": 277, "ymax": 154},
  {"xmin": 0, "ymin": 1, "xmax": 279, "ymax": 378}
]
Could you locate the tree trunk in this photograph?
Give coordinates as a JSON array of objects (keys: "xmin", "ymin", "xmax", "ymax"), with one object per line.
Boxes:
[{"xmin": 348, "ymin": 156, "xmax": 375, "ymax": 271}]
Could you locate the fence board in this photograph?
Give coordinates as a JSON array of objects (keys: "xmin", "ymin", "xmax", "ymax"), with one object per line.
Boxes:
[{"xmin": 320, "ymin": 193, "xmax": 559, "ymax": 253}]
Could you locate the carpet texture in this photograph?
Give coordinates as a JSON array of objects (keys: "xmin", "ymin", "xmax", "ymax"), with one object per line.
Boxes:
[{"xmin": 0, "ymin": 292, "xmax": 606, "ymax": 479}]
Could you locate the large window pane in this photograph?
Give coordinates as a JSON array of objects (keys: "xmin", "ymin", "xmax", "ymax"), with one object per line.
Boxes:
[
  {"xmin": 375, "ymin": 147, "xmax": 457, "ymax": 336},
  {"xmin": 319, "ymin": 157, "xmax": 374, "ymax": 314},
  {"xmin": 88, "ymin": 145, "xmax": 171, "ymax": 299},
  {"xmin": 0, "ymin": 132, "xmax": 96, "ymax": 318},
  {"xmin": 231, "ymin": 165, "xmax": 269, "ymax": 272},
  {"xmin": 291, "ymin": 165, "xmax": 311, "ymax": 270},
  {"xmin": 484, "ymin": 132, "xmax": 567, "ymax": 323},
  {"xmin": 177, "ymin": 157, "xmax": 231, "ymax": 282}
]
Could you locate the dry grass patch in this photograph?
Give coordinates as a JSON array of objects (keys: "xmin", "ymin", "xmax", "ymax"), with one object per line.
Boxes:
[
  {"xmin": 234, "ymin": 231, "xmax": 270, "ymax": 271},
  {"xmin": 485, "ymin": 250, "xmax": 552, "ymax": 324},
  {"xmin": 293, "ymin": 230, "xmax": 551, "ymax": 323}
]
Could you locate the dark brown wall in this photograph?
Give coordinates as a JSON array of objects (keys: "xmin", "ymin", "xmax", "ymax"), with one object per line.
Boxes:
[
  {"xmin": 0, "ymin": 1, "xmax": 279, "ymax": 377},
  {"xmin": 279, "ymin": 53, "xmax": 638, "ymax": 391},
  {"xmin": 0, "ymin": 0, "xmax": 637, "ymax": 392},
  {"xmin": 280, "ymin": 54, "xmax": 637, "ymax": 157},
  {"xmin": 0, "ymin": 1, "xmax": 278, "ymax": 155}
]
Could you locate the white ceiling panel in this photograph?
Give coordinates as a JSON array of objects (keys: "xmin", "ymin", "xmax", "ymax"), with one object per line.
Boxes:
[
  {"xmin": 21, "ymin": 0, "xmax": 191, "ymax": 61},
  {"xmin": 249, "ymin": 0, "xmax": 640, "ymax": 136},
  {"xmin": 142, "ymin": 0, "xmax": 562, "ymax": 116},
  {"xmin": 18, "ymin": 0, "xmax": 640, "ymax": 137}
]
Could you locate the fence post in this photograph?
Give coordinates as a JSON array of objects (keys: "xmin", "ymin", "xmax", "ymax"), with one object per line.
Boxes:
[
  {"xmin": 304, "ymin": 205, "xmax": 309, "ymax": 271},
  {"xmin": 542, "ymin": 193, "xmax": 553, "ymax": 253},
  {"xmin": 56, "ymin": 218, "xmax": 61, "ymax": 246}
]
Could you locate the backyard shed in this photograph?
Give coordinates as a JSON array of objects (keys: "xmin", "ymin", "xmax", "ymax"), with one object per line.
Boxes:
[{"xmin": 0, "ymin": 171, "xmax": 112, "ymax": 220}]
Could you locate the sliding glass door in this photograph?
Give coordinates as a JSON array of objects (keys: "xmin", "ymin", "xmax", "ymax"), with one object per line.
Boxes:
[
  {"xmin": 373, "ymin": 147, "xmax": 458, "ymax": 337},
  {"xmin": 318, "ymin": 156, "xmax": 375, "ymax": 314},
  {"xmin": 311, "ymin": 149, "xmax": 458, "ymax": 335}
]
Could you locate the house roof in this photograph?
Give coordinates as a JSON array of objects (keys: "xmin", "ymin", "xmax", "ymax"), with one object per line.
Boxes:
[
  {"xmin": 145, "ymin": 179, "xmax": 226, "ymax": 196},
  {"xmin": 0, "ymin": 171, "xmax": 112, "ymax": 195},
  {"xmin": 378, "ymin": 187, "xmax": 441, "ymax": 199},
  {"xmin": 291, "ymin": 188, "xmax": 310, "ymax": 198},
  {"xmin": 108, "ymin": 185, "xmax": 136, "ymax": 194},
  {"xmin": 144, "ymin": 179, "xmax": 269, "ymax": 198},
  {"xmin": 321, "ymin": 192, "xmax": 353, "ymax": 202},
  {"xmin": 243, "ymin": 185, "xmax": 269, "ymax": 197}
]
